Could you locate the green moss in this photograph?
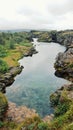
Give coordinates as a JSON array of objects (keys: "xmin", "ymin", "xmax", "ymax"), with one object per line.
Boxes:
[
  {"xmin": 64, "ymin": 123, "xmax": 73, "ymax": 130},
  {"xmin": 50, "ymin": 93, "xmax": 60, "ymax": 107},
  {"xmin": 54, "ymin": 102, "xmax": 70, "ymax": 117},
  {"xmin": 51, "ymin": 104, "xmax": 73, "ymax": 129},
  {"xmin": 0, "ymin": 121, "xmax": 4, "ymax": 128},
  {"xmin": 4, "ymin": 121, "xmax": 17, "ymax": 129},
  {"xmin": 0, "ymin": 92, "xmax": 8, "ymax": 120},
  {"xmin": 68, "ymin": 63, "xmax": 73, "ymax": 68},
  {"xmin": 38, "ymin": 122, "xmax": 49, "ymax": 130}
]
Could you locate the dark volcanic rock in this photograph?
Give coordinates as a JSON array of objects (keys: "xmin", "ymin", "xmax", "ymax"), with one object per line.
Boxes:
[
  {"xmin": 54, "ymin": 47, "xmax": 73, "ymax": 82},
  {"xmin": 0, "ymin": 45, "xmax": 37, "ymax": 93},
  {"xmin": 24, "ymin": 47, "xmax": 38, "ymax": 57},
  {"xmin": 0, "ymin": 66, "xmax": 23, "ymax": 93}
]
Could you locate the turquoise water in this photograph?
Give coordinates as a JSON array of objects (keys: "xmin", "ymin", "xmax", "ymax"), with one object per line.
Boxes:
[{"xmin": 6, "ymin": 40, "xmax": 69, "ymax": 117}]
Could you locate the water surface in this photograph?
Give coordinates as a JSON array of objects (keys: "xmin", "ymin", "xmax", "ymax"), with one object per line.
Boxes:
[{"xmin": 6, "ymin": 40, "xmax": 69, "ymax": 116}]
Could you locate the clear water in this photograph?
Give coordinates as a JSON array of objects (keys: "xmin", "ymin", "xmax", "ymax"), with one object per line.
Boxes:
[{"xmin": 6, "ymin": 40, "xmax": 69, "ymax": 117}]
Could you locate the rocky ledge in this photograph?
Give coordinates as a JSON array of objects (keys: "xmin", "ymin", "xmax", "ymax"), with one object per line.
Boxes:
[
  {"xmin": 54, "ymin": 47, "xmax": 73, "ymax": 82},
  {"xmin": 0, "ymin": 46, "xmax": 37, "ymax": 93},
  {"xmin": 50, "ymin": 83, "xmax": 73, "ymax": 107},
  {"xmin": 24, "ymin": 47, "xmax": 38, "ymax": 57},
  {"xmin": 0, "ymin": 66, "xmax": 23, "ymax": 93}
]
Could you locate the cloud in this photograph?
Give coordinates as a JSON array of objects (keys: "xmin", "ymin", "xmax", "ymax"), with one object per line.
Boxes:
[
  {"xmin": 47, "ymin": 0, "xmax": 73, "ymax": 16},
  {"xmin": 0, "ymin": 0, "xmax": 73, "ymax": 30}
]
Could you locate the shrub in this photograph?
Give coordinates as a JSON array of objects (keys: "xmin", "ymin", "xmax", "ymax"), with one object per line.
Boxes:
[
  {"xmin": 69, "ymin": 63, "xmax": 73, "ymax": 68},
  {"xmin": 0, "ymin": 59, "xmax": 9, "ymax": 73},
  {"xmin": 9, "ymin": 40, "xmax": 15, "ymax": 49},
  {"xmin": 65, "ymin": 123, "xmax": 73, "ymax": 130},
  {"xmin": 0, "ymin": 45, "xmax": 7, "ymax": 57},
  {"xmin": 38, "ymin": 122, "xmax": 49, "ymax": 130},
  {"xmin": 0, "ymin": 92, "xmax": 8, "ymax": 120},
  {"xmin": 0, "ymin": 121, "xmax": 4, "ymax": 128},
  {"xmin": 54, "ymin": 102, "xmax": 70, "ymax": 117},
  {"xmin": 50, "ymin": 93, "xmax": 60, "ymax": 107}
]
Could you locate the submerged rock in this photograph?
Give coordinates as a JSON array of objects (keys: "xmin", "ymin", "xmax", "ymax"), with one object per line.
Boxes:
[{"xmin": 5, "ymin": 102, "xmax": 38, "ymax": 123}]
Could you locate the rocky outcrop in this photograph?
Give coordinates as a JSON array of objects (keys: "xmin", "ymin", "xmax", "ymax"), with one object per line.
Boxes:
[
  {"xmin": 50, "ymin": 83, "xmax": 73, "ymax": 107},
  {"xmin": 30, "ymin": 30, "xmax": 73, "ymax": 82},
  {"xmin": 0, "ymin": 44, "xmax": 37, "ymax": 93},
  {"xmin": 24, "ymin": 47, "xmax": 38, "ymax": 57},
  {"xmin": 51, "ymin": 31, "xmax": 73, "ymax": 82},
  {"xmin": 0, "ymin": 92, "xmax": 8, "ymax": 120},
  {"xmin": 56, "ymin": 31, "xmax": 73, "ymax": 46},
  {"xmin": 0, "ymin": 66, "xmax": 23, "ymax": 93},
  {"xmin": 36, "ymin": 30, "xmax": 73, "ymax": 47},
  {"xmin": 54, "ymin": 47, "xmax": 73, "ymax": 82}
]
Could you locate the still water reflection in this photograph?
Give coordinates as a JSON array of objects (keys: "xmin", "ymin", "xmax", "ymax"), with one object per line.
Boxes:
[{"xmin": 6, "ymin": 40, "xmax": 69, "ymax": 116}]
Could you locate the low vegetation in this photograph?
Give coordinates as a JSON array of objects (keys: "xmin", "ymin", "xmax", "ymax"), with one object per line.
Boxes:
[
  {"xmin": 0, "ymin": 30, "xmax": 73, "ymax": 129},
  {"xmin": 0, "ymin": 59, "xmax": 9, "ymax": 73},
  {"xmin": 0, "ymin": 92, "xmax": 8, "ymax": 120},
  {"xmin": 0, "ymin": 32, "xmax": 33, "ymax": 70},
  {"xmin": 0, "ymin": 88, "xmax": 73, "ymax": 130}
]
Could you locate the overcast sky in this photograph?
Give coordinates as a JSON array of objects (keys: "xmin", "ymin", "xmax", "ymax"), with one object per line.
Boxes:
[{"xmin": 0, "ymin": 0, "xmax": 73, "ymax": 30}]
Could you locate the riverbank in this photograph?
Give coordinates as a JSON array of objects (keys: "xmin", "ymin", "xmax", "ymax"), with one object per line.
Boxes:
[
  {"xmin": 36, "ymin": 30, "xmax": 73, "ymax": 129},
  {"xmin": 31, "ymin": 30, "xmax": 73, "ymax": 81},
  {"xmin": 0, "ymin": 31, "xmax": 37, "ymax": 93},
  {"xmin": 0, "ymin": 46, "xmax": 37, "ymax": 93},
  {"xmin": 0, "ymin": 30, "xmax": 73, "ymax": 130},
  {"xmin": 5, "ymin": 102, "xmax": 38, "ymax": 123}
]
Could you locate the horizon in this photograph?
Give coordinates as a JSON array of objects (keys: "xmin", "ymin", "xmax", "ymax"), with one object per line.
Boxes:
[{"xmin": 0, "ymin": 28, "xmax": 73, "ymax": 32}]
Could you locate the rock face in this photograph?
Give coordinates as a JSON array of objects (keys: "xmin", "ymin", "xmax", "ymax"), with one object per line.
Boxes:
[
  {"xmin": 52, "ymin": 31, "xmax": 73, "ymax": 82},
  {"xmin": 30, "ymin": 30, "xmax": 73, "ymax": 81},
  {"xmin": 0, "ymin": 44, "xmax": 37, "ymax": 93},
  {"xmin": 24, "ymin": 47, "xmax": 38, "ymax": 57},
  {"xmin": 0, "ymin": 66, "xmax": 23, "ymax": 93},
  {"xmin": 54, "ymin": 47, "xmax": 73, "ymax": 81},
  {"xmin": 0, "ymin": 92, "xmax": 8, "ymax": 120},
  {"xmin": 57, "ymin": 32, "xmax": 73, "ymax": 46},
  {"xmin": 50, "ymin": 83, "xmax": 73, "ymax": 107}
]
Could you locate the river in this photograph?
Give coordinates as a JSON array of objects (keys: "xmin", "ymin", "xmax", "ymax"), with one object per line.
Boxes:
[{"xmin": 6, "ymin": 39, "xmax": 69, "ymax": 117}]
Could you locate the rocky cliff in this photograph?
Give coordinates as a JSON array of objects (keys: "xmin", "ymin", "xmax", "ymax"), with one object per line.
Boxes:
[
  {"xmin": 0, "ymin": 66, "xmax": 23, "ymax": 93},
  {"xmin": 0, "ymin": 92, "xmax": 8, "ymax": 120},
  {"xmin": 54, "ymin": 47, "xmax": 73, "ymax": 81},
  {"xmin": 0, "ymin": 30, "xmax": 73, "ymax": 130},
  {"xmin": 54, "ymin": 31, "xmax": 73, "ymax": 82},
  {"xmin": 31, "ymin": 30, "xmax": 73, "ymax": 81}
]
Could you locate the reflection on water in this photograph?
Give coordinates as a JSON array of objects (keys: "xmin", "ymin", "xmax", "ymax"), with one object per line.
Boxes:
[{"xmin": 6, "ymin": 41, "xmax": 69, "ymax": 117}]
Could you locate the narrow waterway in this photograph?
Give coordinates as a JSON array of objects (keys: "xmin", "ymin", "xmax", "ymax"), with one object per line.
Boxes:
[{"xmin": 6, "ymin": 39, "xmax": 69, "ymax": 117}]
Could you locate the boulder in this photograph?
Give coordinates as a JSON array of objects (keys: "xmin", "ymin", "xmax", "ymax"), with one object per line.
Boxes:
[{"xmin": 54, "ymin": 47, "xmax": 73, "ymax": 81}]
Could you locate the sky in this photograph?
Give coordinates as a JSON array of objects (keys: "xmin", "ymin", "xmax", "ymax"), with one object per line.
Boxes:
[{"xmin": 0, "ymin": 0, "xmax": 73, "ymax": 30}]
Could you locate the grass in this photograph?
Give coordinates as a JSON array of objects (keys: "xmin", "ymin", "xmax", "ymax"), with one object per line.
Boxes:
[
  {"xmin": 2, "ymin": 43, "xmax": 32, "ymax": 67},
  {"xmin": 0, "ymin": 32, "xmax": 33, "ymax": 69},
  {"xmin": 0, "ymin": 31, "xmax": 73, "ymax": 130}
]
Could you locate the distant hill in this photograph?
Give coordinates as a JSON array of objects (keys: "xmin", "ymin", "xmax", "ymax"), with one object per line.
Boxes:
[{"xmin": 0, "ymin": 29, "xmax": 31, "ymax": 33}]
